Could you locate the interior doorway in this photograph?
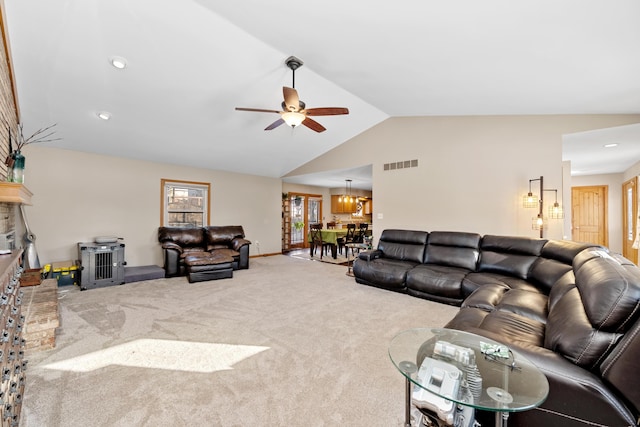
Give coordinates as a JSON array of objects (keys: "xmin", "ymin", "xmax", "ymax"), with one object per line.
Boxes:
[
  {"xmin": 622, "ymin": 177, "xmax": 638, "ymax": 265},
  {"xmin": 571, "ymin": 185, "xmax": 608, "ymax": 246},
  {"xmin": 288, "ymin": 192, "xmax": 323, "ymax": 249}
]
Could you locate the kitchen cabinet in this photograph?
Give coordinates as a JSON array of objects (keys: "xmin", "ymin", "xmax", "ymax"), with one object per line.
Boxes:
[
  {"xmin": 331, "ymin": 195, "xmax": 357, "ymax": 214},
  {"xmin": 364, "ymin": 199, "xmax": 373, "ymax": 215}
]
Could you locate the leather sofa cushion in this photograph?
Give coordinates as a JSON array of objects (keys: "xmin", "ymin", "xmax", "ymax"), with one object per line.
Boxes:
[
  {"xmin": 481, "ymin": 234, "xmax": 547, "ymax": 255},
  {"xmin": 463, "ymin": 284, "xmax": 548, "ymax": 324},
  {"xmin": 377, "ymin": 229, "xmax": 428, "ymax": 263},
  {"xmin": 205, "ymin": 225, "xmax": 245, "ymax": 245},
  {"xmin": 424, "ymin": 231, "xmax": 480, "ymax": 270},
  {"xmin": 352, "ymin": 258, "xmax": 416, "ymax": 290},
  {"xmin": 544, "ymin": 286, "xmax": 623, "ymax": 369},
  {"xmin": 545, "ymin": 248, "xmax": 640, "ymax": 370},
  {"xmin": 494, "ymin": 289, "xmax": 549, "ymax": 324},
  {"xmin": 447, "ymin": 307, "xmax": 545, "ymax": 347},
  {"xmin": 527, "ymin": 258, "xmax": 573, "ymax": 293},
  {"xmin": 461, "ymin": 283, "xmax": 509, "ymax": 312},
  {"xmin": 158, "ymin": 227, "xmax": 205, "ymax": 247},
  {"xmin": 406, "ymin": 264, "xmax": 469, "ymax": 299},
  {"xmin": 542, "ymin": 239, "xmax": 597, "ymax": 264},
  {"xmin": 574, "ymin": 249, "xmax": 640, "ymax": 330},
  {"xmin": 212, "ymin": 248, "xmax": 240, "ymax": 260},
  {"xmin": 600, "ymin": 319, "xmax": 640, "ymax": 419},
  {"xmin": 478, "ymin": 235, "xmax": 546, "ymax": 279},
  {"xmin": 184, "ymin": 252, "xmax": 234, "ymax": 266},
  {"xmin": 462, "ymin": 272, "xmax": 540, "ymax": 297},
  {"xmin": 527, "ymin": 240, "xmax": 595, "ymax": 292}
]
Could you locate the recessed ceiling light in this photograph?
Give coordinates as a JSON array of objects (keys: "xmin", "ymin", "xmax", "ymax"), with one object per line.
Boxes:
[
  {"xmin": 603, "ymin": 143, "xmax": 618, "ymax": 148},
  {"xmin": 97, "ymin": 111, "xmax": 112, "ymax": 120},
  {"xmin": 109, "ymin": 56, "xmax": 127, "ymax": 69}
]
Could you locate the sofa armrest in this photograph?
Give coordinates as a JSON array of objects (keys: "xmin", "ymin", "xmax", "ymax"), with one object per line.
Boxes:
[
  {"xmin": 231, "ymin": 237, "xmax": 252, "ymax": 252},
  {"xmin": 162, "ymin": 242, "xmax": 184, "ymax": 253},
  {"xmin": 358, "ymin": 250, "xmax": 382, "ymax": 261},
  {"xmin": 161, "ymin": 245, "xmax": 182, "ymax": 277}
]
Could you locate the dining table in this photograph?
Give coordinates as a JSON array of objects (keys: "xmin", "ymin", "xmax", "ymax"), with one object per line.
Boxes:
[{"xmin": 307, "ymin": 229, "xmax": 348, "ymax": 259}]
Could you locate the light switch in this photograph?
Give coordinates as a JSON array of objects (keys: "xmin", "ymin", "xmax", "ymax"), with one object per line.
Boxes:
[{"xmin": 377, "ymin": 213, "xmax": 383, "ymax": 219}]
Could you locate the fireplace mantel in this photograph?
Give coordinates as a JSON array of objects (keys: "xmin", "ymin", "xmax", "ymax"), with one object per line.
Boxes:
[{"xmin": 0, "ymin": 182, "xmax": 33, "ymax": 205}]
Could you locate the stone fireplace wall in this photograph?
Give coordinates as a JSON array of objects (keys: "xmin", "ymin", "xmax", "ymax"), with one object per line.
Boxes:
[{"xmin": 1, "ymin": 6, "xmax": 20, "ymax": 237}]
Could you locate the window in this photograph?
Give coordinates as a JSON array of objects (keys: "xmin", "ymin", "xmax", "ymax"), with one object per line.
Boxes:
[{"xmin": 161, "ymin": 179, "xmax": 210, "ymax": 227}]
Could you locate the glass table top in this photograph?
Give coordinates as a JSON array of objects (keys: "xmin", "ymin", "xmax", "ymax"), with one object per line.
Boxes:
[{"xmin": 389, "ymin": 328, "xmax": 549, "ymax": 413}]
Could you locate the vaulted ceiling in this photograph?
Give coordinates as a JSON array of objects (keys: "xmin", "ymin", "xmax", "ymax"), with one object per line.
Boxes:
[{"xmin": 4, "ymin": 1, "xmax": 640, "ymax": 190}]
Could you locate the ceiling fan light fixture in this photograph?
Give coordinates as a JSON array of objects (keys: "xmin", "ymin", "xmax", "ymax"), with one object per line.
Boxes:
[{"xmin": 282, "ymin": 111, "xmax": 305, "ymax": 127}]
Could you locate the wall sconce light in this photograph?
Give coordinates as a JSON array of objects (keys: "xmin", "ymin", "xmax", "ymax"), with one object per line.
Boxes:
[
  {"xmin": 523, "ymin": 178, "xmax": 540, "ymax": 208},
  {"xmin": 523, "ymin": 176, "xmax": 564, "ymax": 238},
  {"xmin": 548, "ymin": 189, "xmax": 565, "ymax": 219},
  {"xmin": 532, "ymin": 213, "xmax": 547, "ymax": 230}
]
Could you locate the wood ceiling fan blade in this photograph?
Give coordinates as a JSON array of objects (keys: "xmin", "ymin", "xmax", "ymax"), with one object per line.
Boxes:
[
  {"xmin": 283, "ymin": 87, "xmax": 300, "ymax": 112},
  {"xmin": 265, "ymin": 118, "xmax": 285, "ymax": 130},
  {"xmin": 302, "ymin": 117, "xmax": 326, "ymax": 133},
  {"xmin": 235, "ymin": 107, "xmax": 282, "ymax": 114},
  {"xmin": 304, "ymin": 107, "xmax": 349, "ymax": 116}
]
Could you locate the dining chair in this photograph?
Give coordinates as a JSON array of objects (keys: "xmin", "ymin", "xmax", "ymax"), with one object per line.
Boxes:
[
  {"xmin": 326, "ymin": 222, "xmax": 336, "ymax": 229},
  {"xmin": 338, "ymin": 223, "xmax": 356, "ymax": 255},
  {"xmin": 310, "ymin": 223, "xmax": 330, "ymax": 259},
  {"xmin": 355, "ymin": 223, "xmax": 369, "ymax": 243},
  {"xmin": 346, "ymin": 223, "xmax": 369, "ymax": 257}
]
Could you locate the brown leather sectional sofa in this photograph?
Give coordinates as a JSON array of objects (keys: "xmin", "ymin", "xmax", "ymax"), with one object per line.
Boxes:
[
  {"xmin": 157, "ymin": 225, "xmax": 251, "ymax": 277},
  {"xmin": 353, "ymin": 229, "xmax": 640, "ymax": 426}
]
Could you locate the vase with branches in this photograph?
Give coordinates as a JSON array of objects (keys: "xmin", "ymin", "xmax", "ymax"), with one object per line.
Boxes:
[{"xmin": 5, "ymin": 122, "xmax": 60, "ymax": 183}]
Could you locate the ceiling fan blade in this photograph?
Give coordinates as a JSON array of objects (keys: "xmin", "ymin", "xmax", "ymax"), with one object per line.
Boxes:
[
  {"xmin": 304, "ymin": 107, "xmax": 349, "ymax": 116},
  {"xmin": 302, "ymin": 117, "xmax": 326, "ymax": 133},
  {"xmin": 283, "ymin": 87, "xmax": 300, "ymax": 112},
  {"xmin": 265, "ymin": 118, "xmax": 285, "ymax": 131},
  {"xmin": 235, "ymin": 107, "xmax": 282, "ymax": 114}
]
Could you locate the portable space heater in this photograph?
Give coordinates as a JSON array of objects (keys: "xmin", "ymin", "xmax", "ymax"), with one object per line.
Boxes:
[{"xmin": 77, "ymin": 241, "xmax": 126, "ymax": 290}]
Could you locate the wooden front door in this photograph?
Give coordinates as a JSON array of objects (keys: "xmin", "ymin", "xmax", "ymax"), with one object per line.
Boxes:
[
  {"xmin": 572, "ymin": 185, "xmax": 608, "ymax": 246},
  {"xmin": 622, "ymin": 177, "xmax": 638, "ymax": 264}
]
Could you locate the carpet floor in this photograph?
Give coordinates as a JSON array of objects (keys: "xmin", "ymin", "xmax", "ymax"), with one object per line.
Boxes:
[{"xmin": 20, "ymin": 255, "xmax": 458, "ymax": 427}]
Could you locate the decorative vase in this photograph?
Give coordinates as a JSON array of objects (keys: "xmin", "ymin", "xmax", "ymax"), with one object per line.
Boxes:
[{"xmin": 10, "ymin": 151, "xmax": 25, "ymax": 183}]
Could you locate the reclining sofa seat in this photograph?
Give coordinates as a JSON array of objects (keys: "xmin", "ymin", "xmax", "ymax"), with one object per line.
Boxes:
[
  {"xmin": 406, "ymin": 231, "xmax": 481, "ymax": 305},
  {"xmin": 353, "ymin": 229, "xmax": 640, "ymax": 426},
  {"xmin": 158, "ymin": 225, "xmax": 251, "ymax": 277},
  {"xmin": 352, "ymin": 229, "xmax": 428, "ymax": 292}
]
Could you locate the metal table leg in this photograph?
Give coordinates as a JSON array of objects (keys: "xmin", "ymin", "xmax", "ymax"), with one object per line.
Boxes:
[
  {"xmin": 399, "ymin": 361, "xmax": 418, "ymax": 427},
  {"xmin": 496, "ymin": 411, "xmax": 508, "ymax": 427}
]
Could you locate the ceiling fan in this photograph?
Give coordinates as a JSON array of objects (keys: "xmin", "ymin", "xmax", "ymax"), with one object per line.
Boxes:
[{"xmin": 235, "ymin": 56, "xmax": 349, "ymax": 133}]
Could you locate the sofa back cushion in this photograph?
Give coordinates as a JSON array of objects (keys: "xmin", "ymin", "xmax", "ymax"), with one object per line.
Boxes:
[
  {"xmin": 205, "ymin": 225, "xmax": 244, "ymax": 244},
  {"xmin": 158, "ymin": 227, "xmax": 205, "ymax": 247},
  {"xmin": 378, "ymin": 229, "xmax": 428, "ymax": 263},
  {"xmin": 544, "ymin": 248, "xmax": 640, "ymax": 370},
  {"xmin": 424, "ymin": 231, "xmax": 481, "ymax": 270},
  {"xmin": 478, "ymin": 235, "xmax": 546, "ymax": 279},
  {"xmin": 528, "ymin": 240, "xmax": 595, "ymax": 293}
]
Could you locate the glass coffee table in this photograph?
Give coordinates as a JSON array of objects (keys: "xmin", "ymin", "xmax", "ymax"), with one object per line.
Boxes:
[{"xmin": 389, "ymin": 328, "xmax": 548, "ymax": 427}]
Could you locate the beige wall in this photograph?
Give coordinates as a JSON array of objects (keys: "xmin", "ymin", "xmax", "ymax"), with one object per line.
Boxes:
[
  {"xmin": 287, "ymin": 115, "xmax": 640, "ymax": 244},
  {"xmin": 624, "ymin": 160, "xmax": 640, "ymax": 181},
  {"xmin": 22, "ymin": 146, "xmax": 283, "ymax": 266}
]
